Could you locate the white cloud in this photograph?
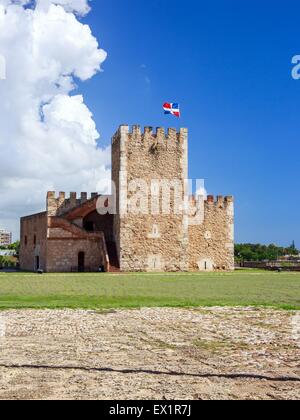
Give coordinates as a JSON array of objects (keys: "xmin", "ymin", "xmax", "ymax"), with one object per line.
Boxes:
[
  {"xmin": 0, "ymin": 0, "xmax": 90, "ymax": 15},
  {"xmin": 0, "ymin": 0, "xmax": 109, "ymax": 239},
  {"xmin": 36, "ymin": 0, "xmax": 91, "ymax": 15}
]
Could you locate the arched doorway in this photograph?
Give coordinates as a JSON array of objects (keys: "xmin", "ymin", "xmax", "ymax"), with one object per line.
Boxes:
[
  {"xmin": 78, "ymin": 252, "xmax": 85, "ymax": 272},
  {"xmin": 197, "ymin": 258, "xmax": 214, "ymax": 272},
  {"xmin": 147, "ymin": 254, "xmax": 163, "ymax": 272}
]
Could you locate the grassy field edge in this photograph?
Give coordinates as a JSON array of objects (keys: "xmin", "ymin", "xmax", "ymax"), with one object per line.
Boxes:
[{"xmin": 0, "ymin": 271, "xmax": 299, "ymax": 311}]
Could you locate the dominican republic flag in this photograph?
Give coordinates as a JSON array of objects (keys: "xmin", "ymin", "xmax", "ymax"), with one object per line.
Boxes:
[{"xmin": 163, "ymin": 103, "xmax": 180, "ymax": 118}]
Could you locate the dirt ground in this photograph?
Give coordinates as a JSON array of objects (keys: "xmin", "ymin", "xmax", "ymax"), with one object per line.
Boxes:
[{"xmin": 0, "ymin": 307, "xmax": 299, "ymax": 400}]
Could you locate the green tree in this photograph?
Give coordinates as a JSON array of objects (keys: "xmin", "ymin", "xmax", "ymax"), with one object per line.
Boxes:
[{"xmin": 235, "ymin": 242, "xmax": 299, "ymax": 262}]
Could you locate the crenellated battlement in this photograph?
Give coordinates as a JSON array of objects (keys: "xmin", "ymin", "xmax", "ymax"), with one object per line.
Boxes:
[
  {"xmin": 206, "ymin": 195, "xmax": 234, "ymax": 206},
  {"xmin": 46, "ymin": 191, "xmax": 99, "ymax": 217},
  {"xmin": 112, "ymin": 125, "xmax": 188, "ymax": 145},
  {"xmin": 189, "ymin": 194, "xmax": 234, "ymax": 208}
]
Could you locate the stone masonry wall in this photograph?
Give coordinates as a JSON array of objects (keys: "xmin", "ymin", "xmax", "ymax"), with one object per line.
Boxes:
[
  {"xmin": 111, "ymin": 127, "xmax": 122, "ymax": 260},
  {"xmin": 20, "ymin": 212, "xmax": 48, "ymax": 271},
  {"xmin": 188, "ymin": 196, "xmax": 234, "ymax": 271},
  {"xmin": 112, "ymin": 125, "xmax": 189, "ymax": 272},
  {"xmin": 47, "ymin": 235, "xmax": 106, "ymax": 272}
]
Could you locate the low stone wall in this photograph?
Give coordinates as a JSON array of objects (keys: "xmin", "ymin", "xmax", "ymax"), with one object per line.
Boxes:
[{"xmin": 242, "ymin": 261, "xmax": 300, "ymax": 271}]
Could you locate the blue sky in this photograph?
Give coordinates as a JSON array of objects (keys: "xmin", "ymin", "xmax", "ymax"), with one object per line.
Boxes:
[{"xmin": 79, "ymin": 0, "xmax": 300, "ymax": 246}]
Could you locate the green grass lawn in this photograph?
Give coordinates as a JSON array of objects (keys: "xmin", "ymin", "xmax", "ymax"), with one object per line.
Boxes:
[{"xmin": 0, "ymin": 270, "xmax": 299, "ymax": 310}]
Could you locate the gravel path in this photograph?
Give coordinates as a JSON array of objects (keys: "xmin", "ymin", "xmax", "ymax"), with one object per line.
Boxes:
[{"xmin": 0, "ymin": 307, "xmax": 299, "ymax": 400}]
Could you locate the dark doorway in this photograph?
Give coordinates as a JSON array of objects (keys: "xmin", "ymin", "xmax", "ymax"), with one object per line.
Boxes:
[
  {"xmin": 84, "ymin": 221, "xmax": 94, "ymax": 232},
  {"xmin": 78, "ymin": 252, "xmax": 85, "ymax": 272},
  {"xmin": 35, "ymin": 256, "xmax": 40, "ymax": 271},
  {"xmin": 83, "ymin": 211, "xmax": 114, "ymax": 240}
]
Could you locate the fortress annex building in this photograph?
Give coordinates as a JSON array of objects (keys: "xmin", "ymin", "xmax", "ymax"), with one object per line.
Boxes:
[{"xmin": 20, "ymin": 126, "xmax": 234, "ymax": 273}]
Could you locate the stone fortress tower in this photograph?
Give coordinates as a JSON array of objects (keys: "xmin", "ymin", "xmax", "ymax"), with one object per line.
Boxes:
[
  {"xmin": 20, "ymin": 125, "xmax": 234, "ymax": 273},
  {"xmin": 112, "ymin": 125, "xmax": 189, "ymax": 272}
]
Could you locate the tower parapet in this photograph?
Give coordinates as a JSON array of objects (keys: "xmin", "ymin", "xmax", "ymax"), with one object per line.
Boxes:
[
  {"xmin": 205, "ymin": 195, "xmax": 234, "ymax": 207},
  {"xmin": 46, "ymin": 192, "xmax": 99, "ymax": 217},
  {"xmin": 112, "ymin": 125, "xmax": 187, "ymax": 147}
]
